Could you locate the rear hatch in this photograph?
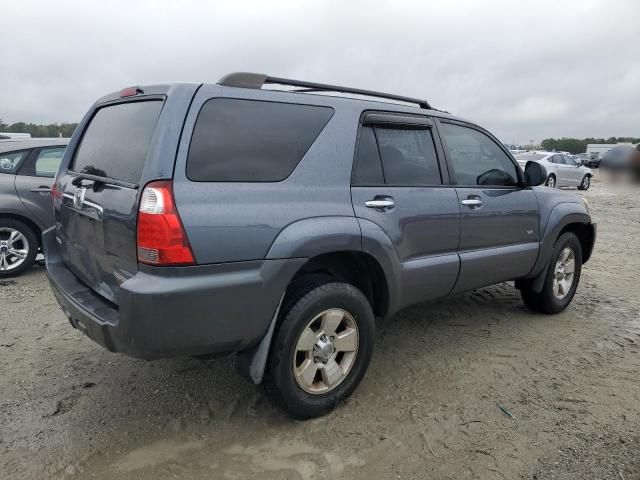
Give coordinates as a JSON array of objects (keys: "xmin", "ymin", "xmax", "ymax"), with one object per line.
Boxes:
[{"xmin": 55, "ymin": 98, "xmax": 164, "ymax": 304}]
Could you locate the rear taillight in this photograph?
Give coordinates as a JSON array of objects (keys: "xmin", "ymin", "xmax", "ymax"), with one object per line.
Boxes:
[
  {"xmin": 51, "ymin": 183, "xmax": 62, "ymax": 205},
  {"xmin": 137, "ymin": 180, "xmax": 195, "ymax": 266}
]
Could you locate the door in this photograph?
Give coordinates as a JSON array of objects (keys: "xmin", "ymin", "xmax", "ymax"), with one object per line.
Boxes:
[
  {"xmin": 14, "ymin": 146, "xmax": 65, "ymax": 227},
  {"xmin": 438, "ymin": 121, "xmax": 540, "ymax": 293},
  {"xmin": 55, "ymin": 99, "xmax": 165, "ymax": 304},
  {"xmin": 351, "ymin": 113, "xmax": 461, "ymax": 309},
  {"xmin": 562, "ymin": 155, "xmax": 583, "ymax": 185}
]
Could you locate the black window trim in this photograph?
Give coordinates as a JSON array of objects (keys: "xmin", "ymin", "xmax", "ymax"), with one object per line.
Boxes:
[
  {"xmin": 66, "ymin": 95, "xmax": 166, "ymax": 188},
  {"xmin": 436, "ymin": 118, "xmax": 525, "ymax": 189},
  {"xmin": 351, "ymin": 109, "xmax": 450, "ymax": 188},
  {"xmin": 362, "ymin": 112, "xmax": 434, "ymax": 129},
  {"xmin": 186, "ymin": 96, "xmax": 335, "ymax": 184}
]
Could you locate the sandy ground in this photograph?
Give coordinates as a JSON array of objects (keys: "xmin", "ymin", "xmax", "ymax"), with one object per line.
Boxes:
[{"xmin": 1, "ymin": 172, "xmax": 639, "ymax": 480}]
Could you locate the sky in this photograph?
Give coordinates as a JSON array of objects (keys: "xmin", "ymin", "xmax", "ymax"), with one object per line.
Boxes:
[{"xmin": 2, "ymin": 0, "xmax": 639, "ymax": 144}]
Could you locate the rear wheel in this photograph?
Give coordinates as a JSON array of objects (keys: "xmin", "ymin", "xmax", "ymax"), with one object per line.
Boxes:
[
  {"xmin": 264, "ymin": 279, "xmax": 374, "ymax": 419},
  {"xmin": 578, "ymin": 175, "xmax": 591, "ymax": 190},
  {"xmin": 0, "ymin": 219, "xmax": 38, "ymax": 277},
  {"xmin": 521, "ymin": 232, "xmax": 582, "ymax": 314},
  {"xmin": 545, "ymin": 174, "xmax": 556, "ymax": 188}
]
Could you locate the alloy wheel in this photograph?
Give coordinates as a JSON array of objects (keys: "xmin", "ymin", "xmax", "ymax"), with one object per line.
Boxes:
[
  {"xmin": 0, "ymin": 228, "xmax": 30, "ymax": 272},
  {"xmin": 293, "ymin": 308, "xmax": 359, "ymax": 394},
  {"xmin": 552, "ymin": 247, "xmax": 576, "ymax": 300}
]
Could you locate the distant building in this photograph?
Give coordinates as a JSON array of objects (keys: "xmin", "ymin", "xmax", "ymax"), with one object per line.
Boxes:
[{"xmin": 586, "ymin": 143, "xmax": 637, "ymax": 158}]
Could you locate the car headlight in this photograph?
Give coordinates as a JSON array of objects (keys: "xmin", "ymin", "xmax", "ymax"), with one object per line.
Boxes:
[{"xmin": 582, "ymin": 198, "xmax": 590, "ymax": 214}]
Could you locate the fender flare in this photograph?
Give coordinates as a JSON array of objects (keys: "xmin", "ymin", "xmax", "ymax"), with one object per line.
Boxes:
[
  {"xmin": 265, "ymin": 216, "xmax": 361, "ymax": 259},
  {"xmin": 356, "ymin": 218, "xmax": 403, "ymax": 315},
  {"xmin": 238, "ymin": 216, "xmax": 400, "ymax": 384},
  {"xmin": 526, "ymin": 203, "xmax": 592, "ymax": 292}
]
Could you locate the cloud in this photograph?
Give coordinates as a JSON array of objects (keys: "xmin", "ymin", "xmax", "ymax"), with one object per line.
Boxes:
[{"xmin": 1, "ymin": 0, "xmax": 638, "ymax": 143}]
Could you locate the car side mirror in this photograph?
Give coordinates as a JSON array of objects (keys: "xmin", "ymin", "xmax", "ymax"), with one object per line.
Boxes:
[{"xmin": 524, "ymin": 161, "xmax": 547, "ymax": 186}]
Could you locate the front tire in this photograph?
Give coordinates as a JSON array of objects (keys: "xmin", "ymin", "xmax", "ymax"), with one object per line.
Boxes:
[
  {"xmin": 264, "ymin": 279, "xmax": 375, "ymax": 419},
  {"xmin": 578, "ymin": 175, "xmax": 591, "ymax": 190},
  {"xmin": 545, "ymin": 174, "xmax": 556, "ymax": 188},
  {"xmin": 0, "ymin": 219, "xmax": 38, "ymax": 277},
  {"xmin": 521, "ymin": 232, "xmax": 582, "ymax": 314}
]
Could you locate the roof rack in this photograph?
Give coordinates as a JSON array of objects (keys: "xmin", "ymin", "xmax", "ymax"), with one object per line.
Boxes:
[{"xmin": 218, "ymin": 72, "xmax": 432, "ymax": 110}]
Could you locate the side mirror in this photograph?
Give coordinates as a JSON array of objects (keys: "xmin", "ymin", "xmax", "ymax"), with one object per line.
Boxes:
[{"xmin": 524, "ymin": 161, "xmax": 547, "ymax": 186}]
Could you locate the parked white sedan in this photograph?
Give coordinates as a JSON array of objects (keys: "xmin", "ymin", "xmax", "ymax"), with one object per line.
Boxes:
[{"xmin": 514, "ymin": 152, "xmax": 593, "ymax": 190}]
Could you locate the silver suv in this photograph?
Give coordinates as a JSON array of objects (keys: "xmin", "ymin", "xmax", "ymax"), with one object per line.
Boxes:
[
  {"xmin": 45, "ymin": 73, "xmax": 596, "ymax": 418},
  {"xmin": 0, "ymin": 139, "xmax": 67, "ymax": 276}
]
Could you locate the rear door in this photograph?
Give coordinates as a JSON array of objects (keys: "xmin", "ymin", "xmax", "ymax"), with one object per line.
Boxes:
[
  {"xmin": 15, "ymin": 146, "xmax": 65, "ymax": 227},
  {"xmin": 437, "ymin": 120, "xmax": 539, "ymax": 293},
  {"xmin": 55, "ymin": 99, "xmax": 165, "ymax": 303},
  {"xmin": 351, "ymin": 112, "xmax": 461, "ymax": 307}
]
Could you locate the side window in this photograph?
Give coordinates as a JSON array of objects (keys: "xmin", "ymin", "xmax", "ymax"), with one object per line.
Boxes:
[
  {"xmin": 563, "ymin": 155, "xmax": 577, "ymax": 166},
  {"xmin": 187, "ymin": 99, "xmax": 334, "ymax": 182},
  {"xmin": 34, "ymin": 147, "xmax": 65, "ymax": 177},
  {"xmin": 552, "ymin": 155, "xmax": 564, "ymax": 164},
  {"xmin": 440, "ymin": 123, "xmax": 519, "ymax": 187},
  {"xmin": 375, "ymin": 128, "xmax": 441, "ymax": 185},
  {"xmin": 352, "ymin": 123, "xmax": 442, "ymax": 186},
  {"xmin": 352, "ymin": 126, "xmax": 384, "ymax": 184},
  {"xmin": 0, "ymin": 151, "xmax": 27, "ymax": 174}
]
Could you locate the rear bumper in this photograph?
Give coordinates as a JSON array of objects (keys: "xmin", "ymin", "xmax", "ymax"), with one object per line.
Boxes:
[{"xmin": 43, "ymin": 227, "xmax": 304, "ymax": 360}]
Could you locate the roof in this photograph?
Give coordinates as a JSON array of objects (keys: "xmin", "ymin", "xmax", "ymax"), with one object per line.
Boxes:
[{"xmin": 0, "ymin": 138, "xmax": 69, "ymax": 154}]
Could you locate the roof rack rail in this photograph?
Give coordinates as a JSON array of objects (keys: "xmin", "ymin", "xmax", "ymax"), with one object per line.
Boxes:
[{"xmin": 218, "ymin": 72, "xmax": 432, "ymax": 110}]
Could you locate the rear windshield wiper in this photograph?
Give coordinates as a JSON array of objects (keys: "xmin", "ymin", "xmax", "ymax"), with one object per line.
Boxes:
[{"xmin": 70, "ymin": 171, "xmax": 138, "ymax": 190}]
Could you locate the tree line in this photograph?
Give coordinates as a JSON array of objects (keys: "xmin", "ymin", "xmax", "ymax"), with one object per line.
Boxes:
[
  {"xmin": 0, "ymin": 120, "xmax": 78, "ymax": 138},
  {"xmin": 541, "ymin": 137, "xmax": 640, "ymax": 155}
]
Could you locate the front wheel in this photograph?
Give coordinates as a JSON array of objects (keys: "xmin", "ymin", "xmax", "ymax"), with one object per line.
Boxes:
[
  {"xmin": 264, "ymin": 280, "xmax": 375, "ymax": 419},
  {"xmin": 0, "ymin": 219, "xmax": 38, "ymax": 277},
  {"xmin": 545, "ymin": 174, "xmax": 556, "ymax": 188},
  {"xmin": 578, "ymin": 175, "xmax": 591, "ymax": 190},
  {"xmin": 521, "ymin": 232, "xmax": 582, "ymax": 314}
]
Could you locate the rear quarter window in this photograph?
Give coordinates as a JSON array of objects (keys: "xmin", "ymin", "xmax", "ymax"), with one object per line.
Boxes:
[
  {"xmin": 187, "ymin": 98, "xmax": 334, "ymax": 182},
  {"xmin": 71, "ymin": 100, "xmax": 163, "ymax": 184},
  {"xmin": 0, "ymin": 150, "xmax": 27, "ymax": 174}
]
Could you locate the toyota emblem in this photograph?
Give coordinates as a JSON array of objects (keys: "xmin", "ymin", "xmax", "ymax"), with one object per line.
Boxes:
[{"xmin": 73, "ymin": 187, "xmax": 86, "ymax": 209}]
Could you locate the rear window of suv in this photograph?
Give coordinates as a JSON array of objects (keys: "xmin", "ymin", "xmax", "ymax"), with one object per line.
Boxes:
[
  {"xmin": 71, "ymin": 100, "xmax": 163, "ymax": 184},
  {"xmin": 187, "ymin": 98, "xmax": 334, "ymax": 182}
]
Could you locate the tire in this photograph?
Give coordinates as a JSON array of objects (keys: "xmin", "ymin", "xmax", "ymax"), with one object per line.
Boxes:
[
  {"xmin": 545, "ymin": 174, "xmax": 556, "ymax": 188},
  {"xmin": 521, "ymin": 232, "xmax": 582, "ymax": 314},
  {"xmin": 264, "ymin": 279, "xmax": 375, "ymax": 419},
  {"xmin": 578, "ymin": 175, "xmax": 591, "ymax": 190},
  {"xmin": 0, "ymin": 219, "xmax": 38, "ymax": 278}
]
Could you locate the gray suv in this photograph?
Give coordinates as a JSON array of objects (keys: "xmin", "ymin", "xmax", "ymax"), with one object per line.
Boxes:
[
  {"xmin": 44, "ymin": 73, "xmax": 596, "ymax": 418},
  {"xmin": 0, "ymin": 139, "xmax": 68, "ymax": 276}
]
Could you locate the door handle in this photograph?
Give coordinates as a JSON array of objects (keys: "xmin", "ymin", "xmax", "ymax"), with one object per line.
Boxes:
[
  {"xmin": 30, "ymin": 187, "xmax": 52, "ymax": 193},
  {"xmin": 365, "ymin": 199, "xmax": 395, "ymax": 209},
  {"xmin": 461, "ymin": 199, "xmax": 482, "ymax": 207}
]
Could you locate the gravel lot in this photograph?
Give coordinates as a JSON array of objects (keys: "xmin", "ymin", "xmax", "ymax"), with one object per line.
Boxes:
[{"xmin": 2, "ymin": 172, "xmax": 639, "ymax": 480}]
